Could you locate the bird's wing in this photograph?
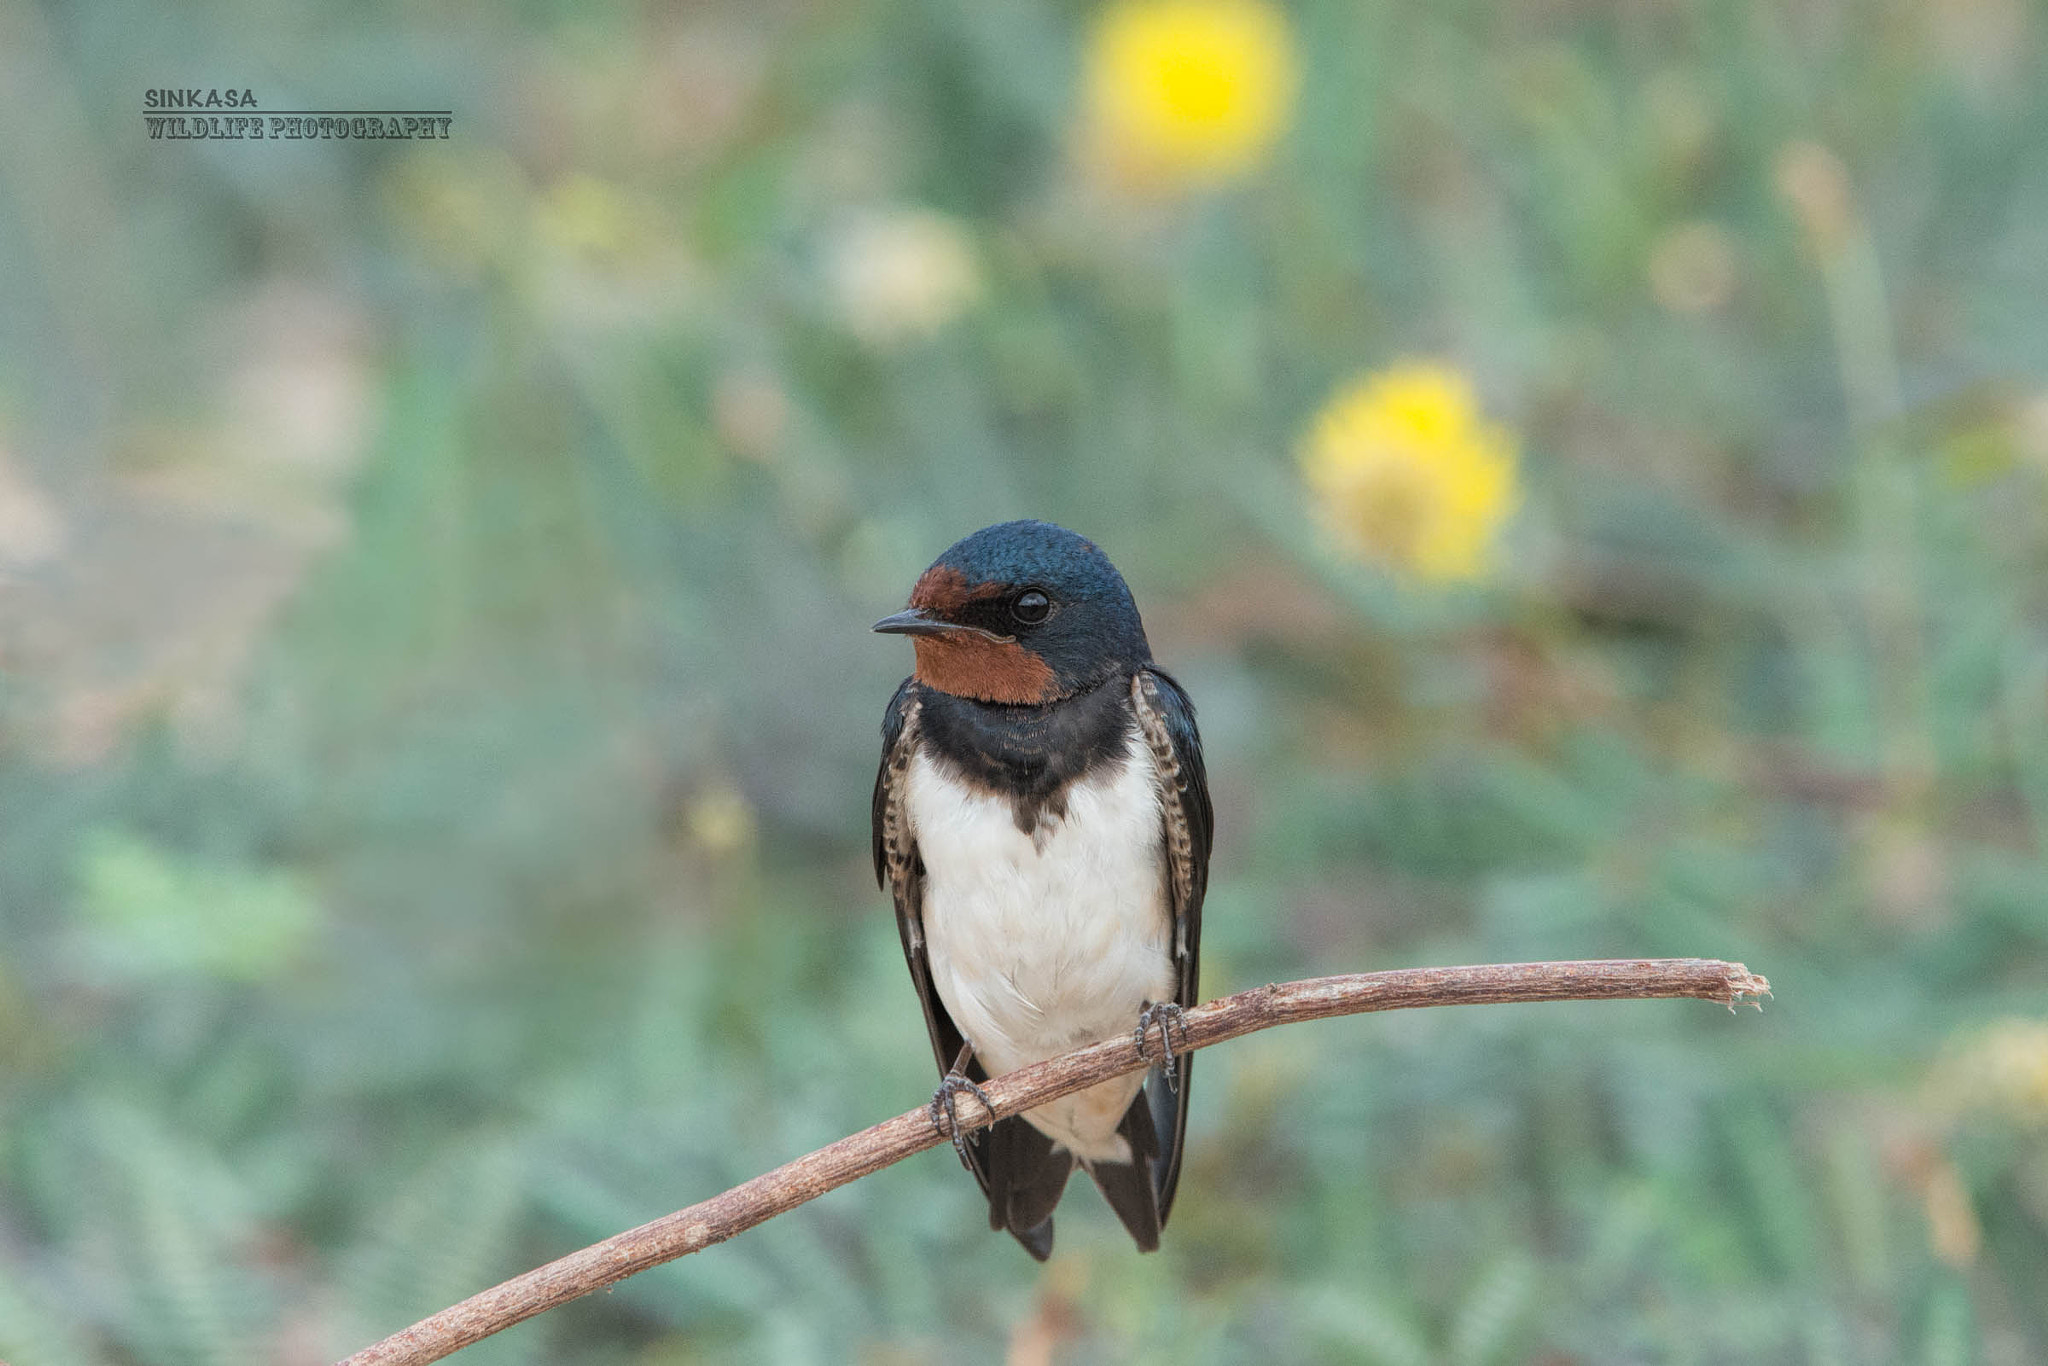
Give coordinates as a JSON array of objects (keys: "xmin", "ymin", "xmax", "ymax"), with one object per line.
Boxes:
[
  {"xmin": 873, "ymin": 681, "xmax": 970, "ymax": 1080},
  {"xmin": 874, "ymin": 679, "xmax": 1070, "ymax": 1259},
  {"xmin": 1131, "ymin": 667, "xmax": 1214, "ymax": 1225}
]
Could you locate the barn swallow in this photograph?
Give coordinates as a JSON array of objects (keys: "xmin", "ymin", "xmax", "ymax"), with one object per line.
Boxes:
[{"xmin": 872, "ymin": 520, "xmax": 1212, "ymax": 1259}]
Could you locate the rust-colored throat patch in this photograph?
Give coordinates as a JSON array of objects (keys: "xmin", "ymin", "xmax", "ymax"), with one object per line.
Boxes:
[{"xmin": 906, "ymin": 565, "xmax": 1057, "ymax": 704}]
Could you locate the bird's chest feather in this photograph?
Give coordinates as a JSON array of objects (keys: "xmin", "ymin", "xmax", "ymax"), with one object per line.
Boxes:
[{"xmin": 907, "ymin": 730, "xmax": 1172, "ymax": 1077}]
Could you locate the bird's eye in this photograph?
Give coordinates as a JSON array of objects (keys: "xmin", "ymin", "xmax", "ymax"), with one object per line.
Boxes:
[{"xmin": 1011, "ymin": 590, "xmax": 1051, "ymax": 625}]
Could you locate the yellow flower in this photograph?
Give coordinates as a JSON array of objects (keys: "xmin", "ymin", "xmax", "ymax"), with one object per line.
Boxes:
[
  {"xmin": 684, "ymin": 786, "xmax": 757, "ymax": 858},
  {"xmin": 1082, "ymin": 0, "xmax": 1298, "ymax": 191},
  {"xmin": 1936, "ymin": 1018, "xmax": 2048, "ymax": 1126},
  {"xmin": 535, "ymin": 173, "xmax": 672, "ymax": 269},
  {"xmin": 1300, "ymin": 364, "xmax": 1519, "ymax": 584}
]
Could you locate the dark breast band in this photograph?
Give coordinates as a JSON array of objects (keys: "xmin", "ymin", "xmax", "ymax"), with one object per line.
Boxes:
[{"xmin": 912, "ymin": 676, "xmax": 1136, "ymax": 834}]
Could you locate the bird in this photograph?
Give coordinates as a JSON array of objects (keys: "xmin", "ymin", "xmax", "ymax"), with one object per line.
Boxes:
[{"xmin": 870, "ymin": 519, "xmax": 1212, "ymax": 1259}]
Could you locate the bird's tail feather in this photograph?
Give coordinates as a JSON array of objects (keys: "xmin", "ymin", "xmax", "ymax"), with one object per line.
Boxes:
[
  {"xmin": 1086, "ymin": 1089, "xmax": 1164, "ymax": 1252},
  {"xmin": 984, "ymin": 1116, "xmax": 1073, "ymax": 1261}
]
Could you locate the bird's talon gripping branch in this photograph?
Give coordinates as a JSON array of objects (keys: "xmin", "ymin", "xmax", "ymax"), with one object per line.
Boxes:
[
  {"xmin": 1133, "ymin": 1000, "xmax": 1191, "ymax": 1090},
  {"xmin": 930, "ymin": 1069, "xmax": 995, "ymax": 1168}
]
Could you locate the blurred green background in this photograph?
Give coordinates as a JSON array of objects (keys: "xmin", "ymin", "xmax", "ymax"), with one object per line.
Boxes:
[{"xmin": 4, "ymin": 0, "xmax": 2048, "ymax": 1362}]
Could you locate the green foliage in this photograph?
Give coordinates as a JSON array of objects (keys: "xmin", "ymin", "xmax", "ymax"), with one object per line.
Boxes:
[{"xmin": 73, "ymin": 831, "xmax": 319, "ymax": 983}]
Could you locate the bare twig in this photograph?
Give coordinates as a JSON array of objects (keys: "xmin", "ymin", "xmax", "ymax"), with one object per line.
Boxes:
[{"xmin": 337, "ymin": 958, "xmax": 1769, "ymax": 1366}]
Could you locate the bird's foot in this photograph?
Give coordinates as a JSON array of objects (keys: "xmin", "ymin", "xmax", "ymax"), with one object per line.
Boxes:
[
  {"xmin": 930, "ymin": 1069, "xmax": 995, "ymax": 1169},
  {"xmin": 1132, "ymin": 1001, "xmax": 1191, "ymax": 1090}
]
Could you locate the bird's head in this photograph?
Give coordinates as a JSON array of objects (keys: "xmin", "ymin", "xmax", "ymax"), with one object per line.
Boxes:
[{"xmin": 874, "ymin": 520, "xmax": 1152, "ymax": 704}]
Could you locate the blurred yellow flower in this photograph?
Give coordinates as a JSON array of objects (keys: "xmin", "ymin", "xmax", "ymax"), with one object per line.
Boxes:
[
  {"xmin": 1301, "ymin": 364, "xmax": 1519, "ymax": 584},
  {"xmin": 1936, "ymin": 1017, "xmax": 2048, "ymax": 1126},
  {"xmin": 827, "ymin": 208, "xmax": 982, "ymax": 347},
  {"xmin": 538, "ymin": 173, "xmax": 667, "ymax": 265},
  {"xmin": 1082, "ymin": 0, "xmax": 1298, "ymax": 191},
  {"xmin": 685, "ymin": 786, "xmax": 757, "ymax": 857}
]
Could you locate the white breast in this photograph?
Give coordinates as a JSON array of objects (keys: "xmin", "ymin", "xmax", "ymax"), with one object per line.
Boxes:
[{"xmin": 907, "ymin": 726, "xmax": 1174, "ymax": 1164}]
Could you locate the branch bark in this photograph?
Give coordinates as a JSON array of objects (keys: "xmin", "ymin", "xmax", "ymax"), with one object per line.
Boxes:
[{"xmin": 337, "ymin": 957, "xmax": 1769, "ymax": 1366}]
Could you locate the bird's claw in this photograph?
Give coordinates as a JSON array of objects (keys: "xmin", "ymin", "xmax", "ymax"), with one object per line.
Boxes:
[
  {"xmin": 1133, "ymin": 1001, "xmax": 1191, "ymax": 1091},
  {"xmin": 930, "ymin": 1069, "xmax": 994, "ymax": 1169}
]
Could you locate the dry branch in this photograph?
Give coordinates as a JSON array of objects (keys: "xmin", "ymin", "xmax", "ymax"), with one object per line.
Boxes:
[{"xmin": 338, "ymin": 957, "xmax": 1769, "ymax": 1366}]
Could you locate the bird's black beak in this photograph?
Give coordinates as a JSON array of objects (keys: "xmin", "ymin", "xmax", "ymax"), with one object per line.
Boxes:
[
  {"xmin": 872, "ymin": 608, "xmax": 959, "ymax": 637},
  {"xmin": 872, "ymin": 609, "xmax": 1010, "ymax": 642}
]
